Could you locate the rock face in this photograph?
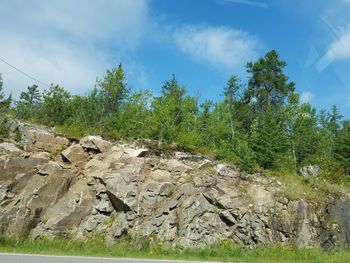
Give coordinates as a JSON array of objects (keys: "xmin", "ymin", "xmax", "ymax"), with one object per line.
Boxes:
[{"xmin": 1, "ymin": 120, "xmax": 350, "ymax": 248}]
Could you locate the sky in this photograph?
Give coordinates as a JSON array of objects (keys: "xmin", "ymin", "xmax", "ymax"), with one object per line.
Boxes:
[{"xmin": 1, "ymin": 0, "xmax": 350, "ymax": 117}]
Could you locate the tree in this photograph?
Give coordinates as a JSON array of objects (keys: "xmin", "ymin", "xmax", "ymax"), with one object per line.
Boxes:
[
  {"xmin": 96, "ymin": 63, "xmax": 129, "ymax": 116},
  {"xmin": 283, "ymin": 91, "xmax": 300, "ymax": 170},
  {"xmin": 151, "ymin": 75, "xmax": 186, "ymax": 142},
  {"xmin": 245, "ymin": 50, "xmax": 295, "ymax": 116},
  {"xmin": 199, "ymin": 100, "xmax": 213, "ymax": 138},
  {"xmin": 113, "ymin": 89, "xmax": 153, "ymax": 138},
  {"xmin": 335, "ymin": 121, "xmax": 350, "ymax": 174},
  {"xmin": 327, "ymin": 105, "xmax": 343, "ymax": 136},
  {"xmin": 243, "ymin": 51, "xmax": 295, "ymax": 170},
  {"xmin": 42, "ymin": 85, "xmax": 71, "ymax": 125},
  {"xmin": 293, "ymin": 103, "xmax": 319, "ymax": 165},
  {"xmin": 223, "ymin": 75, "xmax": 241, "ymax": 144},
  {"xmin": 250, "ymin": 106, "xmax": 290, "ymax": 170},
  {"xmin": 16, "ymin": 84, "xmax": 42, "ymax": 119},
  {"xmin": 0, "ymin": 74, "xmax": 11, "ymax": 112}
]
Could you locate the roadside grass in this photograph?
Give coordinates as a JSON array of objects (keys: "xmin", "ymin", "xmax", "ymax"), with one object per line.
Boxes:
[{"xmin": 1, "ymin": 235, "xmax": 350, "ymax": 263}]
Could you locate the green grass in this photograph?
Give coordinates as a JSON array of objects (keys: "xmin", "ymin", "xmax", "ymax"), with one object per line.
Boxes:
[
  {"xmin": 1, "ymin": 235, "xmax": 350, "ymax": 263},
  {"xmin": 264, "ymin": 171, "xmax": 350, "ymax": 204}
]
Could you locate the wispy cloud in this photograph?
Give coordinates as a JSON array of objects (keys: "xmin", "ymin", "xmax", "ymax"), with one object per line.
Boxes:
[
  {"xmin": 316, "ymin": 27, "xmax": 350, "ymax": 71},
  {"xmin": 326, "ymin": 27, "xmax": 350, "ymax": 61},
  {"xmin": 173, "ymin": 25, "xmax": 260, "ymax": 71},
  {"xmin": 300, "ymin": 91, "xmax": 315, "ymax": 104},
  {"xmin": 224, "ymin": 0, "xmax": 269, "ymax": 9}
]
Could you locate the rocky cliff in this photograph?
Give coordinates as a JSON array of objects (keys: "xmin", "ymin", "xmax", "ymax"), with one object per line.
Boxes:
[{"xmin": 0, "ymin": 119, "xmax": 350, "ymax": 248}]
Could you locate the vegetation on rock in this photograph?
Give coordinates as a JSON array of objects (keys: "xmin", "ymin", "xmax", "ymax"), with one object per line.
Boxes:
[{"xmin": 1, "ymin": 50, "xmax": 350, "ymax": 180}]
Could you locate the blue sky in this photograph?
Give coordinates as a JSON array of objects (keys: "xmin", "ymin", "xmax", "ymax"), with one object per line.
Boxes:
[{"xmin": 1, "ymin": 0, "xmax": 350, "ymax": 117}]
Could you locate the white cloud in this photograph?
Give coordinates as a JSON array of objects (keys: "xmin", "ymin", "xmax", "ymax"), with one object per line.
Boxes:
[
  {"xmin": 224, "ymin": 0, "xmax": 269, "ymax": 9},
  {"xmin": 173, "ymin": 25, "xmax": 259, "ymax": 71},
  {"xmin": 300, "ymin": 91, "xmax": 315, "ymax": 104},
  {"xmin": 326, "ymin": 27, "xmax": 350, "ymax": 61},
  {"xmin": 0, "ymin": 0, "xmax": 150, "ymax": 97}
]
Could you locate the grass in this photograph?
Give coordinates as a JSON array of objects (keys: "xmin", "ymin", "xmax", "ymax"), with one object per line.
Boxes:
[
  {"xmin": 1, "ymin": 235, "xmax": 350, "ymax": 263},
  {"xmin": 264, "ymin": 171, "xmax": 350, "ymax": 204}
]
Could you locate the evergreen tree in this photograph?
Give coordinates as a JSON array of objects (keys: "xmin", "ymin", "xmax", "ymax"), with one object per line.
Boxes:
[
  {"xmin": 223, "ymin": 75, "xmax": 241, "ymax": 144},
  {"xmin": 151, "ymin": 75, "xmax": 186, "ymax": 142},
  {"xmin": 251, "ymin": 107, "xmax": 289, "ymax": 169},
  {"xmin": 16, "ymin": 84, "xmax": 42, "ymax": 119},
  {"xmin": 335, "ymin": 121, "xmax": 350, "ymax": 174},
  {"xmin": 97, "ymin": 63, "xmax": 129, "ymax": 116},
  {"xmin": 245, "ymin": 50, "xmax": 295, "ymax": 116},
  {"xmin": 328, "ymin": 105, "xmax": 343, "ymax": 136},
  {"xmin": 293, "ymin": 103, "xmax": 319, "ymax": 165}
]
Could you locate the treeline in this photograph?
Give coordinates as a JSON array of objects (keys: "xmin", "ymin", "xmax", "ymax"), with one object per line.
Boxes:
[{"xmin": 0, "ymin": 51, "xmax": 349, "ymax": 178}]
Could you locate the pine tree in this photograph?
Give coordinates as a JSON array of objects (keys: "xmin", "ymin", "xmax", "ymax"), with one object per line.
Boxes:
[
  {"xmin": 97, "ymin": 63, "xmax": 129, "ymax": 116},
  {"xmin": 293, "ymin": 103, "xmax": 319, "ymax": 165},
  {"xmin": 335, "ymin": 121, "xmax": 350, "ymax": 174},
  {"xmin": 251, "ymin": 107, "xmax": 289, "ymax": 169},
  {"xmin": 151, "ymin": 75, "xmax": 186, "ymax": 142},
  {"xmin": 223, "ymin": 75, "xmax": 241, "ymax": 144},
  {"xmin": 245, "ymin": 50, "xmax": 295, "ymax": 116},
  {"xmin": 16, "ymin": 84, "xmax": 42, "ymax": 119},
  {"xmin": 328, "ymin": 105, "xmax": 343, "ymax": 136}
]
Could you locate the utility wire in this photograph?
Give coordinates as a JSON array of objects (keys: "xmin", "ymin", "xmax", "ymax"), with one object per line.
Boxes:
[{"xmin": 0, "ymin": 57, "xmax": 51, "ymax": 88}]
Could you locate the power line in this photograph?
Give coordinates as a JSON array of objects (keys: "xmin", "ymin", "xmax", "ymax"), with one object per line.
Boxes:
[{"xmin": 0, "ymin": 57, "xmax": 51, "ymax": 88}]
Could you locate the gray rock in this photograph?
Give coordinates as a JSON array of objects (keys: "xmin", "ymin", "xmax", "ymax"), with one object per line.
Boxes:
[
  {"xmin": 24, "ymin": 129, "xmax": 69, "ymax": 153},
  {"xmin": 124, "ymin": 148, "xmax": 149, "ymax": 158},
  {"xmin": 61, "ymin": 144, "xmax": 88, "ymax": 167},
  {"xmin": 0, "ymin": 142, "xmax": 23, "ymax": 154},
  {"xmin": 216, "ymin": 164, "xmax": 240, "ymax": 177},
  {"xmin": 80, "ymin": 136, "xmax": 112, "ymax": 152},
  {"xmin": 1, "ymin": 124, "xmax": 350, "ymax": 249},
  {"xmin": 299, "ymin": 165, "xmax": 321, "ymax": 178}
]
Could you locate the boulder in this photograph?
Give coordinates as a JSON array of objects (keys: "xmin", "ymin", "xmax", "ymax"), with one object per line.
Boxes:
[
  {"xmin": 24, "ymin": 129, "xmax": 69, "ymax": 153},
  {"xmin": 150, "ymin": 169, "xmax": 172, "ymax": 183},
  {"xmin": 30, "ymin": 152, "xmax": 51, "ymax": 160},
  {"xmin": 80, "ymin": 136, "xmax": 112, "ymax": 152},
  {"xmin": 0, "ymin": 142, "xmax": 23, "ymax": 154},
  {"xmin": 216, "ymin": 164, "xmax": 240, "ymax": 177},
  {"xmin": 299, "ymin": 165, "xmax": 321, "ymax": 179},
  {"xmin": 124, "ymin": 148, "xmax": 149, "ymax": 158},
  {"xmin": 37, "ymin": 161, "xmax": 63, "ymax": 176},
  {"xmin": 61, "ymin": 144, "xmax": 88, "ymax": 167},
  {"xmin": 174, "ymin": 151, "xmax": 202, "ymax": 161}
]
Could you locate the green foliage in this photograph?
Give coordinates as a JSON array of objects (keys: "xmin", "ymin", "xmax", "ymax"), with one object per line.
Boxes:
[
  {"xmin": 0, "ymin": 74, "xmax": 12, "ymax": 113},
  {"xmin": 96, "ymin": 63, "xmax": 129, "ymax": 116},
  {"xmin": 6, "ymin": 50, "xmax": 349, "ymax": 181},
  {"xmin": 245, "ymin": 50, "xmax": 295, "ymax": 113},
  {"xmin": 250, "ymin": 108, "xmax": 290, "ymax": 170},
  {"xmin": 293, "ymin": 103, "xmax": 320, "ymax": 165},
  {"xmin": 151, "ymin": 75, "xmax": 187, "ymax": 141},
  {"xmin": 42, "ymin": 85, "xmax": 71, "ymax": 125},
  {"xmin": 335, "ymin": 121, "xmax": 350, "ymax": 174},
  {"xmin": 16, "ymin": 84, "xmax": 42, "ymax": 119}
]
